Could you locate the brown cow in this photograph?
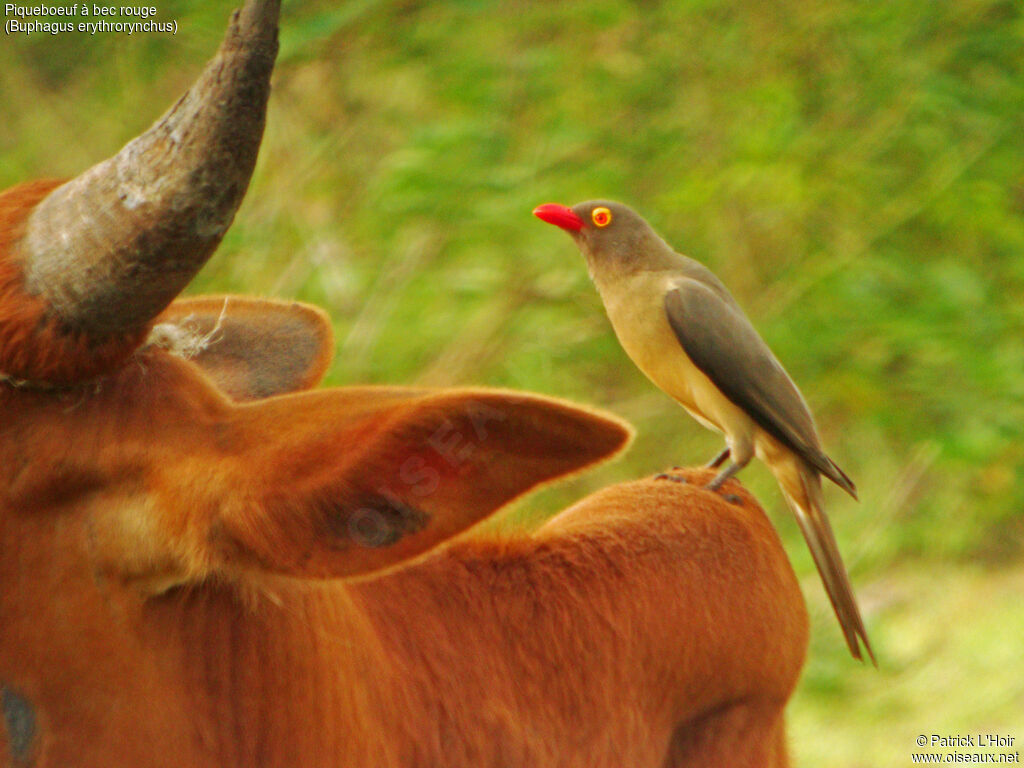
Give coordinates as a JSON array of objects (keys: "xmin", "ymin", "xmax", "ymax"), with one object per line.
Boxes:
[{"xmin": 0, "ymin": 2, "xmax": 808, "ymax": 766}]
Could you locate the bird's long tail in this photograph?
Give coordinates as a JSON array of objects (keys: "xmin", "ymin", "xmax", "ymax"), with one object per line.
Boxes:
[{"xmin": 782, "ymin": 466, "xmax": 876, "ymax": 665}]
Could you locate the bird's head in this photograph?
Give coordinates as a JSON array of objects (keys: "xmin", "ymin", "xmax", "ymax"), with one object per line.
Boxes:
[{"xmin": 533, "ymin": 200, "xmax": 672, "ymax": 276}]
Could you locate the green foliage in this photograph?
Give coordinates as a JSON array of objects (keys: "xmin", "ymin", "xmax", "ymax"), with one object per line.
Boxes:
[{"xmin": 2, "ymin": 0, "xmax": 1022, "ymax": 763}]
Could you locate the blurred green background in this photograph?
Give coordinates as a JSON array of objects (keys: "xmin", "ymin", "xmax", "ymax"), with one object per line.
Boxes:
[{"xmin": 2, "ymin": 0, "xmax": 1022, "ymax": 764}]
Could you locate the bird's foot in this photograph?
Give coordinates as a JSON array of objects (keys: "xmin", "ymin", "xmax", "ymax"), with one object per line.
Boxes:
[
  {"xmin": 703, "ymin": 461, "xmax": 742, "ymax": 492},
  {"xmin": 722, "ymin": 493, "xmax": 742, "ymax": 506},
  {"xmin": 654, "ymin": 472, "xmax": 687, "ymax": 484},
  {"xmin": 703, "ymin": 476, "xmax": 726, "ymax": 491}
]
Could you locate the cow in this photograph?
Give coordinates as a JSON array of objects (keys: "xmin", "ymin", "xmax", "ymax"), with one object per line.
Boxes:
[{"xmin": 0, "ymin": 1, "xmax": 808, "ymax": 766}]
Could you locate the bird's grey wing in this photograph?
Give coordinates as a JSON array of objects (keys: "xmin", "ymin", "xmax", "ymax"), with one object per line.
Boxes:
[{"xmin": 664, "ymin": 281, "xmax": 856, "ymax": 497}]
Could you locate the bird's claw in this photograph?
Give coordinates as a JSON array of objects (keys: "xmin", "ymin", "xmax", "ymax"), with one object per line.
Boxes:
[
  {"xmin": 654, "ymin": 472, "xmax": 687, "ymax": 484},
  {"xmin": 702, "ymin": 478, "xmax": 741, "ymax": 504},
  {"xmin": 704, "ymin": 461, "xmax": 742, "ymax": 493}
]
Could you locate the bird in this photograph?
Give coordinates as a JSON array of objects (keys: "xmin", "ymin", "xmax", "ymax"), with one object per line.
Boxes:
[{"xmin": 533, "ymin": 199, "xmax": 875, "ymax": 664}]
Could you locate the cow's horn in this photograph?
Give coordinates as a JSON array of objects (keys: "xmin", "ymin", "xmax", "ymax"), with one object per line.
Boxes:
[{"xmin": 18, "ymin": 0, "xmax": 280, "ymax": 339}]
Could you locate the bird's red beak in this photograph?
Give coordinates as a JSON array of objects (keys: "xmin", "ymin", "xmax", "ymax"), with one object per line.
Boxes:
[{"xmin": 533, "ymin": 203, "xmax": 584, "ymax": 232}]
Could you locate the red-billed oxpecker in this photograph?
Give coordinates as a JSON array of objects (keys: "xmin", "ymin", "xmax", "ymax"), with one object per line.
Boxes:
[{"xmin": 534, "ymin": 200, "xmax": 874, "ymax": 664}]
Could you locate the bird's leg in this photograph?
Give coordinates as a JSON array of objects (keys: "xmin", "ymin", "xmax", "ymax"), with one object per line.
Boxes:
[
  {"xmin": 705, "ymin": 447, "xmax": 730, "ymax": 469},
  {"xmin": 704, "ymin": 442, "xmax": 752, "ymax": 492},
  {"xmin": 704, "ymin": 462, "xmax": 741, "ymax": 491}
]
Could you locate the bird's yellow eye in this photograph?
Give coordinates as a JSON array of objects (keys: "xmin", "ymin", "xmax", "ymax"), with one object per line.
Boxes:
[{"xmin": 591, "ymin": 207, "xmax": 612, "ymax": 227}]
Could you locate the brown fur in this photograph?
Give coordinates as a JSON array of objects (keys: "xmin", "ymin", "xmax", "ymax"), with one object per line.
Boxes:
[{"xmin": 0, "ymin": 340, "xmax": 807, "ymax": 766}]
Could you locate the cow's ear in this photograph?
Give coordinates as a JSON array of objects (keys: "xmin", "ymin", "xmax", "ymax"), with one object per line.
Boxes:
[
  {"xmin": 209, "ymin": 388, "xmax": 633, "ymax": 580},
  {"xmin": 150, "ymin": 296, "xmax": 334, "ymax": 400}
]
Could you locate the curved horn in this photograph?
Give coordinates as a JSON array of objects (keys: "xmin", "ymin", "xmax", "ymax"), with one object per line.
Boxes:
[{"xmin": 18, "ymin": 0, "xmax": 280, "ymax": 340}]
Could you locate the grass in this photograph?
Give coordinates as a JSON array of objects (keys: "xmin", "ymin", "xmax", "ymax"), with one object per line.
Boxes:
[{"xmin": 2, "ymin": 0, "xmax": 1022, "ymax": 763}]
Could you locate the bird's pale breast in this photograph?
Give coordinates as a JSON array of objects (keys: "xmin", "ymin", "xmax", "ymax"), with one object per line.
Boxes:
[{"xmin": 594, "ymin": 271, "xmax": 750, "ymax": 439}]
